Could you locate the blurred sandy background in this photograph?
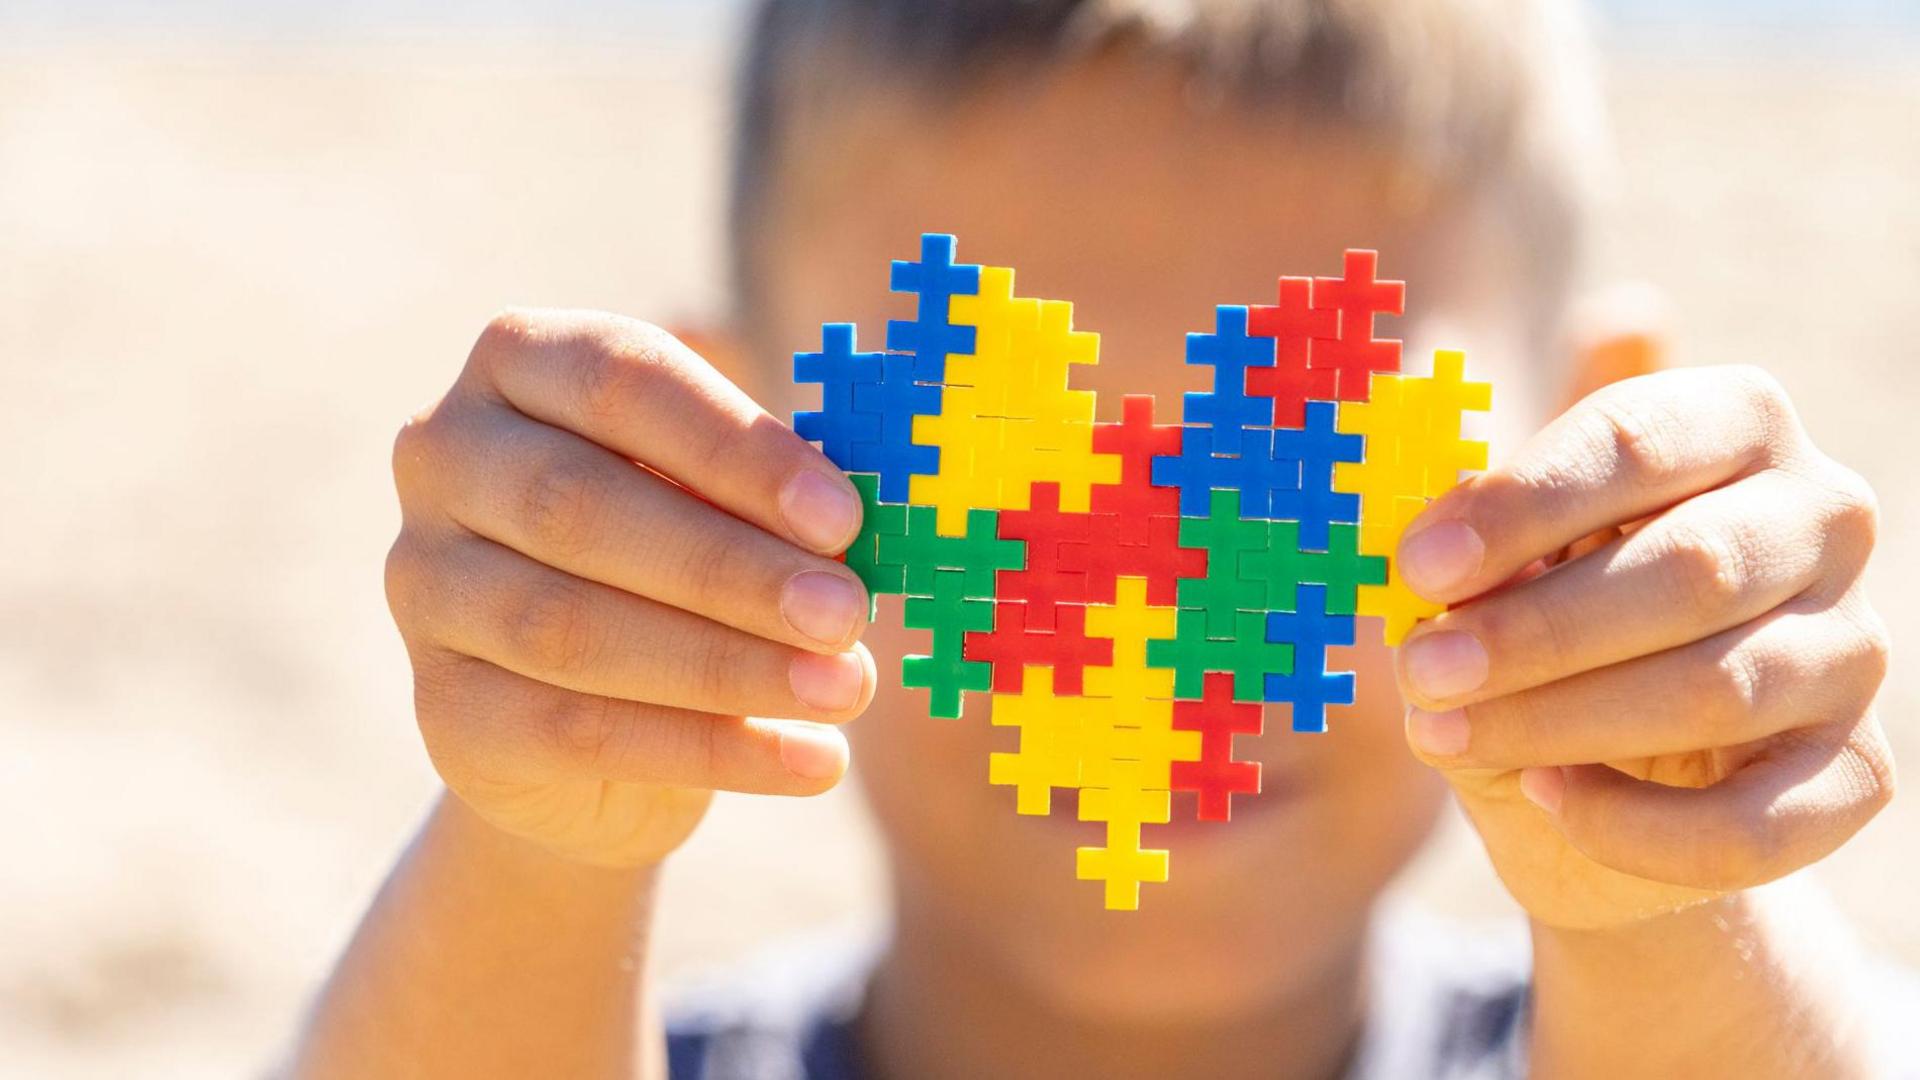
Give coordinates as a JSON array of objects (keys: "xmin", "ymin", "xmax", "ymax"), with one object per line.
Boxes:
[{"xmin": 0, "ymin": 4, "xmax": 1915, "ymax": 1076}]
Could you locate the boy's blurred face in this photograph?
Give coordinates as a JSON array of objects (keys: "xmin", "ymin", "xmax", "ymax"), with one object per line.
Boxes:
[{"xmin": 749, "ymin": 54, "xmax": 1540, "ymax": 1019}]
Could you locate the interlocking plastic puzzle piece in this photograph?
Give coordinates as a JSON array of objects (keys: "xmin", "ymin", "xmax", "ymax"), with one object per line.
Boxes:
[
  {"xmin": 1080, "ymin": 714, "xmax": 1200, "ymax": 790},
  {"xmin": 886, "ymin": 232, "xmax": 981, "ymax": 382},
  {"xmin": 1089, "ymin": 395, "xmax": 1184, "ymax": 521},
  {"xmin": 1312, "ymin": 249, "xmax": 1405, "ymax": 400},
  {"xmin": 842, "ymin": 473, "xmax": 907, "ymax": 618},
  {"xmin": 901, "ymin": 568, "xmax": 995, "ymax": 718},
  {"xmin": 1263, "ymin": 584, "xmax": 1357, "ymax": 732},
  {"xmin": 1076, "ymin": 817, "xmax": 1169, "ymax": 912},
  {"xmin": 1181, "ymin": 306, "xmax": 1276, "ymax": 447},
  {"xmin": 1083, "ymin": 576, "xmax": 1178, "ymax": 704},
  {"xmin": 850, "ymin": 352, "xmax": 942, "ymax": 502},
  {"xmin": 965, "ymin": 601, "xmax": 1111, "ymax": 695},
  {"xmin": 988, "ymin": 666, "xmax": 1102, "ymax": 814},
  {"xmin": 1174, "ymin": 489, "xmax": 1270, "ymax": 637},
  {"xmin": 1267, "ymin": 400, "xmax": 1364, "ymax": 550},
  {"xmin": 883, "ymin": 505, "xmax": 1025, "ymax": 598},
  {"xmin": 911, "ymin": 266, "xmax": 1119, "ymax": 531},
  {"xmin": 792, "ymin": 323, "xmax": 882, "ymax": 471},
  {"xmin": 1331, "ymin": 373, "xmax": 1428, "ymax": 555},
  {"xmin": 909, "ymin": 386, "xmax": 1021, "ymax": 532},
  {"xmin": 994, "ymin": 482, "xmax": 1092, "ymax": 627},
  {"xmin": 1079, "ymin": 765, "xmax": 1173, "ymax": 829},
  {"xmin": 1064, "ymin": 513, "xmax": 1204, "ymax": 607},
  {"xmin": 1402, "ymin": 349, "xmax": 1491, "ymax": 495},
  {"xmin": 1353, "ymin": 496, "xmax": 1445, "ymax": 646},
  {"xmin": 1246, "ymin": 276, "xmax": 1338, "ymax": 426},
  {"xmin": 1147, "ymin": 607, "xmax": 1294, "ymax": 702},
  {"xmin": 1152, "ymin": 423, "xmax": 1287, "ymax": 518},
  {"xmin": 1170, "ymin": 671, "xmax": 1263, "ymax": 821},
  {"xmin": 1235, "ymin": 521, "xmax": 1385, "ymax": 616},
  {"xmin": 787, "ymin": 235, "xmax": 1493, "ymax": 909}
]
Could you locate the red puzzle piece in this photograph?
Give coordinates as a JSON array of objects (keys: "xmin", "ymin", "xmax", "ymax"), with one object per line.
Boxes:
[
  {"xmin": 1089, "ymin": 395, "xmax": 1183, "ymax": 520},
  {"xmin": 1311, "ymin": 249, "xmax": 1404, "ymax": 401},
  {"xmin": 1246, "ymin": 276, "xmax": 1337, "ymax": 427},
  {"xmin": 1170, "ymin": 672, "xmax": 1264, "ymax": 821},
  {"xmin": 964, "ymin": 601, "xmax": 1112, "ymax": 694},
  {"xmin": 995, "ymin": 482, "xmax": 1091, "ymax": 630},
  {"xmin": 1064, "ymin": 513, "xmax": 1205, "ymax": 606}
]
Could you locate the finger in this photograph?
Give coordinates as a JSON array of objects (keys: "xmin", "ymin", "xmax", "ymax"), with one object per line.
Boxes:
[
  {"xmin": 466, "ymin": 309, "xmax": 863, "ymax": 556},
  {"xmin": 1515, "ymin": 713, "xmax": 1895, "ymax": 891},
  {"xmin": 424, "ymin": 402, "xmax": 869, "ymax": 653},
  {"xmin": 1405, "ymin": 591, "xmax": 1890, "ymax": 769},
  {"xmin": 414, "ymin": 650, "xmax": 848, "ymax": 797},
  {"xmin": 1396, "ymin": 366, "xmax": 1805, "ymax": 603},
  {"xmin": 1396, "ymin": 467, "xmax": 1865, "ymax": 710},
  {"xmin": 395, "ymin": 530, "xmax": 876, "ymax": 722}
]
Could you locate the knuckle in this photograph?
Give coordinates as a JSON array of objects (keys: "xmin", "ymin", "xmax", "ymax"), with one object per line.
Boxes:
[
  {"xmin": 1846, "ymin": 722, "xmax": 1897, "ymax": 817},
  {"xmin": 389, "ymin": 402, "xmax": 449, "ymax": 503},
  {"xmin": 576, "ymin": 319, "xmax": 673, "ymax": 427},
  {"xmin": 1822, "ymin": 461, "xmax": 1881, "ymax": 548},
  {"xmin": 1655, "ymin": 521, "xmax": 1749, "ymax": 624},
  {"xmin": 472, "ymin": 307, "xmax": 543, "ymax": 368},
  {"xmin": 680, "ymin": 631, "xmax": 757, "ymax": 709},
  {"xmin": 507, "ymin": 576, "xmax": 600, "ymax": 675},
  {"xmin": 1699, "ymin": 641, "xmax": 1765, "ymax": 741},
  {"xmin": 545, "ymin": 693, "xmax": 625, "ymax": 768},
  {"xmin": 1702, "ymin": 802, "xmax": 1783, "ymax": 888},
  {"xmin": 1471, "ymin": 695, "xmax": 1552, "ymax": 766},
  {"xmin": 678, "ymin": 522, "xmax": 755, "ymax": 612},
  {"xmin": 1855, "ymin": 605, "xmax": 1893, "ymax": 690},
  {"xmin": 383, "ymin": 536, "xmax": 428, "ymax": 631},
  {"xmin": 1480, "ymin": 586, "xmax": 1583, "ymax": 686},
  {"xmin": 519, "ymin": 455, "xmax": 609, "ymax": 560},
  {"xmin": 1587, "ymin": 388, "xmax": 1684, "ymax": 490},
  {"xmin": 1725, "ymin": 364, "xmax": 1793, "ymax": 430}
]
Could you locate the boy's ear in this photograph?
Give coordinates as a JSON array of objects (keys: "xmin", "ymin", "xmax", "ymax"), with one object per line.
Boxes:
[{"xmin": 1559, "ymin": 282, "xmax": 1671, "ymax": 412}]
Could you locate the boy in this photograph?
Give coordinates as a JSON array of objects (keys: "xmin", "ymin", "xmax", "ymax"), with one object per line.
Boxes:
[{"xmin": 295, "ymin": 1, "xmax": 1909, "ymax": 1076}]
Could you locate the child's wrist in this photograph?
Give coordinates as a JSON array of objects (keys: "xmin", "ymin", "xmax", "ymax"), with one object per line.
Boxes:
[{"xmin": 434, "ymin": 790, "xmax": 664, "ymax": 893}]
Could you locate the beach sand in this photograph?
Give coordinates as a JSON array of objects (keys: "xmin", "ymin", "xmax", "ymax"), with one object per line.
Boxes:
[{"xmin": 0, "ymin": 37, "xmax": 1913, "ymax": 1077}]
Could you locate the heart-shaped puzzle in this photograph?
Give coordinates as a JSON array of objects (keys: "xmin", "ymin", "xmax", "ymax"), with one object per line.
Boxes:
[{"xmin": 791, "ymin": 234, "xmax": 1490, "ymax": 909}]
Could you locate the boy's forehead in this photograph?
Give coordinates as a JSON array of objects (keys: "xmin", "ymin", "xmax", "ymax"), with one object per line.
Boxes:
[{"xmin": 758, "ymin": 56, "xmax": 1465, "ymax": 367}]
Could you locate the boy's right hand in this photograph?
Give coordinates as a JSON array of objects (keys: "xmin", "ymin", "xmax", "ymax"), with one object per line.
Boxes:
[{"xmin": 384, "ymin": 310, "xmax": 875, "ymax": 868}]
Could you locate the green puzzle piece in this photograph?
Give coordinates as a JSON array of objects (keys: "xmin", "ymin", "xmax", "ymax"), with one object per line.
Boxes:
[
  {"xmin": 881, "ymin": 505, "xmax": 1025, "ymax": 598},
  {"xmin": 902, "ymin": 568, "xmax": 995, "ymax": 718},
  {"xmin": 1146, "ymin": 608, "xmax": 1293, "ymax": 702},
  {"xmin": 844, "ymin": 473, "xmax": 908, "ymax": 619},
  {"xmin": 1237, "ymin": 522, "xmax": 1386, "ymax": 616}
]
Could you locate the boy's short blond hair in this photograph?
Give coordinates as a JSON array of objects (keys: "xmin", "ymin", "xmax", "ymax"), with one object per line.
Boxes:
[{"xmin": 729, "ymin": 0, "xmax": 1608, "ymax": 353}]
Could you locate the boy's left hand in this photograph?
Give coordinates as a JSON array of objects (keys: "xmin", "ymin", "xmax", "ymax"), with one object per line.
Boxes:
[{"xmin": 1394, "ymin": 365, "xmax": 1893, "ymax": 930}]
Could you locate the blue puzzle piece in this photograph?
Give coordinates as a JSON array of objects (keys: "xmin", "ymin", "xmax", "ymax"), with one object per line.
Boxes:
[
  {"xmin": 1181, "ymin": 306, "xmax": 1276, "ymax": 447},
  {"xmin": 850, "ymin": 352, "xmax": 942, "ymax": 501},
  {"xmin": 792, "ymin": 323, "xmax": 882, "ymax": 471},
  {"xmin": 1262, "ymin": 584, "xmax": 1357, "ymax": 732},
  {"xmin": 1267, "ymin": 400, "xmax": 1364, "ymax": 550},
  {"xmin": 1152, "ymin": 424, "xmax": 1298, "ymax": 518},
  {"xmin": 886, "ymin": 233, "xmax": 982, "ymax": 383}
]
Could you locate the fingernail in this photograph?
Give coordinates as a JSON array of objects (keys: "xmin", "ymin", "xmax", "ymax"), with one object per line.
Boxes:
[
  {"xmin": 1398, "ymin": 519, "xmax": 1485, "ymax": 598},
  {"xmin": 779, "ymin": 723, "xmax": 848, "ymax": 780},
  {"xmin": 1401, "ymin": 630, "xmax": 1489, "ymax": 701},
  {"xmin": 1406, "ymin": 707, "xmax": 1470, "ymax": 757},
  {"xmin": 780, "ymin": 471, "xmax": 861, "ymax": 554},
  {"xmin": 789, "ymin": 650, "xmax": 864, "ymax": 712},
  {"xmin": 781, "ymin": 571, "xmax": 864, "ymax": 648},
  {"xmin": 1519, "ymin": 766, "xmax": 1566, "ymax": 815}
]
